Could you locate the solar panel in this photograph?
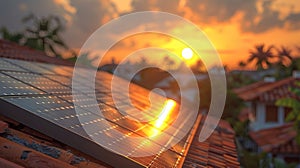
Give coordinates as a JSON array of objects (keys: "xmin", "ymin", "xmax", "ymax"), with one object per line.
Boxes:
[
  {"xmin": 0, "ymin": 58, "xmax": 200, "ymax": 167},
  {"xmin": 0, "ymin": 58, "xmax": 27, "ymax": 72},
  {"xmin": 4, "ymin": 58, "xmax": 56, "ymax": 74},
  {"xmin": 0, "ymin": 72, "xmax": 45, "ymax": 95}
]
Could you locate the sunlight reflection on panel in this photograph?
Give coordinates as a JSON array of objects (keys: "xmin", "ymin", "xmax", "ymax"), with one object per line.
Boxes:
[{"xmin": 150, "ymin": 99, "xmax": 176, "ymax": 137}]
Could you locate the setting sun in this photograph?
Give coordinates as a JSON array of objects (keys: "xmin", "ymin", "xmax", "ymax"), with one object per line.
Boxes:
[{"xmin": 182, "ymin": 48, "xmax": 193, "ymax": 59}]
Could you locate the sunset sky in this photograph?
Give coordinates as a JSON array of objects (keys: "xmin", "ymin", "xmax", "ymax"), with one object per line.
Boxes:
[{"xmin": 1, "ymin": 0, "xmax": 300, "ymax": 69}]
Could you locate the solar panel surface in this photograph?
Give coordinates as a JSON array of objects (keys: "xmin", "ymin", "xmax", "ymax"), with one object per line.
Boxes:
[{"xmin": 0, "ymin": 58, "xmax": 200, "ymax": 167}]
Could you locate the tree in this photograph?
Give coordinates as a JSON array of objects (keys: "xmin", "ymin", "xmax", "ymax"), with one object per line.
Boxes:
[
  {"xmin": 276, "ymin": 46, "xmax": 293, "ymax": 66},
  {"xmin": 273, "ymin": 46, "xmax": 294, "ymax": 79},
  {"xmin": 276, "ymin": 82, "xmax": 300, "ymax": 144},
  {"xmin": 248, "ymin": 44, "xmax": 274, "ymax": 70},
  {"xmin": 22, "ymin": 14, "xmax": 69, "ymax": 57},
  {"xmin": 0, "ymin": 27, "xmax": 24, "ymax": 44}
]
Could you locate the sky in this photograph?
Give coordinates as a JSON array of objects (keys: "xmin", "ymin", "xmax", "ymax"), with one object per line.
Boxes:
[{"xmin": 1, "ymin": 0, "xmax": 300, "ymax": 69}]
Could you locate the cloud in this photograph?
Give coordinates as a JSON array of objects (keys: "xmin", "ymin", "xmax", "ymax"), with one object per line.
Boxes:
[
  {"xmin": 241, "ymin": 0, "xmax": 284, "ymax": 33},
  {"xmin": 185, "ymin": 0, "xmax": 257, "ymax": 23},
  {"xmin": 64, "ymin": 0, "xmax": 118, "ymax": 48},
  {"xmin": 188, "ymin": 0, "xmax": 300, "ymax": 33},
  {"xmin": 0, "ymin": 0, "xmax": 119, "ymax": 49},
  {"xmin": 53, "ymin": 0, "xmax": 76, "ymax": 14},
  {"xmin": 285, "ymin": 13, "xmax": 300, "ymax": 30},
  {"xmin": 130, "ymin": 0, "xmax": 181, "ymax": 14}
]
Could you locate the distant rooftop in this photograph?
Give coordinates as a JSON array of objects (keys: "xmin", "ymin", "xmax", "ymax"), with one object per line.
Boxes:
[
  {"xmin": 234, "ymin": 77, "xmax": 298, "ymax": 102},
  {"xmin": 0, "ymin": 39, "xmax": 74, "ymax": 66},
  {"xmin": 250, "ymin": 123, "xmax": 300, "ymax": 155}
]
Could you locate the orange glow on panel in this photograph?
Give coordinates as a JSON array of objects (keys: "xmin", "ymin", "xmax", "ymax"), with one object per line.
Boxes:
[{"xmin": 149, "ymin": 99, "xmax": 176, "ymax": 137}]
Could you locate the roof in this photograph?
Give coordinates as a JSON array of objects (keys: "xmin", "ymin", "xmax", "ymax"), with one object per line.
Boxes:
[
  {"xmin": 183, "ymin": 119, "xmax": 240, "ymax": 168},
  {"xmin": 0, "ymin": 39, "xmax": 74, "ymax": 66},
  {"xmin": 249, "ymin": 123, "xmax": 300, "ymax": 154},
  {"xmin": 234, "ymin": 77, "xmax": 298, "ymax": 102},
  {"xmin": 0, "ymin": 40, "xmax": 240, "ymax": 167}
]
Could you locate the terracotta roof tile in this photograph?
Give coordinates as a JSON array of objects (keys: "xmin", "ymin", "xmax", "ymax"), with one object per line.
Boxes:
[
  {"xmin": 0, "ymin": 120, "xmax": 8, "ymax": 133},
  {"xmin": 0, "ymin": 39, "xmax": 74, "ymax": 66},
  {"xmin": 234, "ymin": 77, "xmax": 299, "ymax": 102},
  {"xmin": 183, "ymin": 119, "xmax": 240, "ymax": 168},
  {"xmin": 0, "ymin": 157, "xmax": 24, "ymax": 168},
  {"xmin": 0, "ymin": 118, "xmax": 110, "ymax": 168},
  {"xmin": 249, "ymin": 123, "xmax": 300, "ymax": 154}
]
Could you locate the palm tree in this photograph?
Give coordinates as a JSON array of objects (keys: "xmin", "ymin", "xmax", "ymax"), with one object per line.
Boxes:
[
  {"xmin": 247, "ymin": 44, "xmax": 274, "ymax": 70},
  {"xmin": 22, "ymin": 14, "xmax": 68, "ymax": 57},
  {"xmin": 276, "ymin": 46, "xmax": 293, "ymax": 67}
]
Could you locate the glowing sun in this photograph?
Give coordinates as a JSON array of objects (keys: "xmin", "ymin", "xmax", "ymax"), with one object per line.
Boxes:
[{"xmin": 181, "ymin": 48, "xmax": 193, "ymax": 59}]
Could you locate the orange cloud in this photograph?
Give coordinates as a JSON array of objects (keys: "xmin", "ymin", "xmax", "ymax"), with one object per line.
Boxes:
[{"xmin": 53, "ymin": 0, "xmax": 76, "ymax": 14}]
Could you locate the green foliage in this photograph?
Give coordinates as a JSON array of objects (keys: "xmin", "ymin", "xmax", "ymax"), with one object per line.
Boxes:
[
  {"xmin": 227, "ymin": 72, "xmax": 256, "ymax": 89},
  {"xmin": 276, "ymin": 83, "xmax": 300, "ymax": 144},
  {"xmin": 240, "ymin": 150, "xmax": 270, "ymax": 168},
  {"xmin": 0, "ymin": 27, "xmax": 24, "ymax": 43},
  {"xmin": 240, "ymin": 151, "xmax": 297, "ymax": 168},
  {"xmin": 232, "ymin": 120, "xmax": 249, "ymax": 137},
  {"xmin": 273, "ymin": 158, "xmax": 297, "ymax": 168},
  {"xmin": 222, "ymin": 90, "xmax": 244, "ymax": 120}
]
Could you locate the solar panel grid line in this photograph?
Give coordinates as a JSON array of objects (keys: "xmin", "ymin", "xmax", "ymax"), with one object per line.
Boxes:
[
  {"xmin": 1, "ymin": 69, "xmax": 99, "ymax": 96},
  {"xmin": 0, "ymin": 58, "xmax": 28, "ymax": 72},
  {"xmin": 3, "ymin": 58, "xmax": 56, "ymax": 74},
  {"xmin": 1, "ymin": 71, "xmax": 72, "ymax": 95},
  {"xmin": 0, "ymin": 71, "xmax": 46, "ymax": 96}
]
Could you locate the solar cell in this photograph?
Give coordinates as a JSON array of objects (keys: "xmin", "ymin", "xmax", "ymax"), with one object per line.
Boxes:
[
  {"xmin": 2, "ymin": 71, "xmax": 73, "ymax": 94},
  {"xmin": 0, "ymin": 58, "xmax": 27, "ymax": 72},
  {"xmin": 0, "ymin": 58, "xmax": 200, "ymax": 168},
  {"xmin": 4, "ymin": 58, "xmax": 56, "ymax": 74},
  {"xmin": 0, "ymin": 72, "xmax": 45, "ymax": 95}
]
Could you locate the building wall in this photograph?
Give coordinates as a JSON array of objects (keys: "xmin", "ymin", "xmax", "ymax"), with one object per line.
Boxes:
[{"xmin": 250, "ymin": 102, "xmax": 284, "ymax": 131}]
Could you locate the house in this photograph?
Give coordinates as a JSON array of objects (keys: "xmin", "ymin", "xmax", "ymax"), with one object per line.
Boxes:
[
  {"xmin": 234, "ymin": 74, "xmax": 300, "ymax": 164},
  {"xmin": 234, "ymin": 75, "xmax": 300, "ymax": 131},
  {"xmin": 0, "ymin": 39, "xmax": 240, "ymax": 167}
]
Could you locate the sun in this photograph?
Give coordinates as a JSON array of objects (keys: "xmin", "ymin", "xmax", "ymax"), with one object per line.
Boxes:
[{"xmin": 181, "ymin": 48, "xmax": 193, "ymax": 59}]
